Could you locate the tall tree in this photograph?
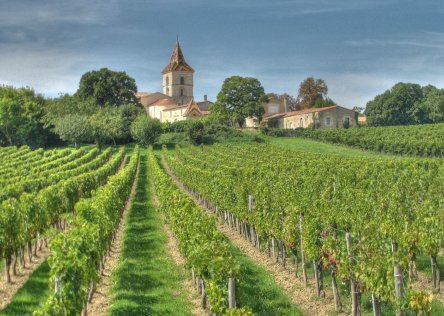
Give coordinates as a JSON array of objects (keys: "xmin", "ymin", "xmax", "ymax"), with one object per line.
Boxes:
[
  {"xmin": 297, "ymin": 77, "xmax": 328, "ymax": 109},
  {"xmin": 0, "ymin": 85, "xmax": 55, "ymax": 148},
  {"xmin": 212, "ymin": 76, "xmax": 268, "ymax": 127},
  {"xmin": 76, "ymin": 68, "xmax": 140, "ymax": 106},
  {"xmin": 365, "ymin": 83, "xmax": 424, "ymax": 126}
]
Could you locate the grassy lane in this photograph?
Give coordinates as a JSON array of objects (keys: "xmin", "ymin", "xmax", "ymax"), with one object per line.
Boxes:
[
  {"xmin": 264, "ymin": 136, "xmax": 391, "ymax": 158},
  {"xmin": 0, "ymin": 261, "xmax": 49, "ymax": 316},
  {"xmin": 108, "ymin": 151, "xmax": 193, "ymax": 316},
  {"xmin": 232, "ymin": 246, "xmax": 303, "ymax": 316}
]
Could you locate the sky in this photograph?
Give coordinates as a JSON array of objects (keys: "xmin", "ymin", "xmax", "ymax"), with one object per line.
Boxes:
[{"xmin": 0, "ymin": 0, "xmax": 443, "ymax": 108}]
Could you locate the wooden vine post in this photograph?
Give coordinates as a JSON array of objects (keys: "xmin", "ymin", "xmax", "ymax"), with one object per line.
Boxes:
[
  {"xmin": 346, "ymin": 232, "xmax": 360, "ymax": 316},
  {"xmin": 299, "ymin": 213, "xmax": 307, "ymax": 286},
  {"xmin": 228, "ymin": 277, "xmax": 236, "ymax": 308},
  {"xmin": 392, "ymin": 242, "xmax": 405, "ymax": 316},
  {"xmin": 248, "ymin": 195, "xmax": 256, "ymax": 246},
  {"xmin": 431, "ymin": 255, "xmax": 441, "ymax": 293}
]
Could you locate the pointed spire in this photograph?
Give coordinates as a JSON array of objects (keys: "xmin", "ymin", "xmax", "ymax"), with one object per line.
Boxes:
[{"xmin": 162, "ymin": 39, "xmax": 194, "ymax": 74}]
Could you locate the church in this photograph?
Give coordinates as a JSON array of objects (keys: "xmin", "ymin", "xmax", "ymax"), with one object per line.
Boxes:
[{"xmin": 136, "ymin": 40, "xmax": 212, "ymax": 123}]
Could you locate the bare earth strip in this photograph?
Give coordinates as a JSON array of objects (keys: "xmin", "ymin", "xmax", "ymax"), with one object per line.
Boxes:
[
  {"xmin": 411, "ymin": 271, "xmax": 443, "ymax": 305},
  {"xmin": 0, "ymin": 246, "xmax": 50, "ymax": 310},
  {"xmin": 87, "ymin": 161, "xmax": 140, "ymax": 316},
  {"xmin": 161, "ymin": 156, "xmax": 337, "ymax": 316}
]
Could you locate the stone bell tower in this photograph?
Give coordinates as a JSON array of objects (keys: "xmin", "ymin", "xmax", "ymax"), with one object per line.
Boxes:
[{"xmin": 162, "ymin": 40, "xmax": 194, "ymax": 105}]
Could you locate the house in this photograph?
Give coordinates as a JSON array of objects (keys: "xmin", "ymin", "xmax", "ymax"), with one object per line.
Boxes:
[
  {"xmin": 264, "ymin": 105, "xmax": 358, "ymax": 129},
  {"xmin": 245, "ymin": 95, "xmax": 289, "ymax": 127},
  {"xmin": 136, "ymin": 40, "xmax": 212, "ymax": 123}
]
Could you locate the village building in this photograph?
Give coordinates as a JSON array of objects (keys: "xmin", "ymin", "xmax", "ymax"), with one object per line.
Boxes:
[
  {"xmin": 264, "ymin": 105, "xmax": 358, "ymax": 129},
  {"xmin": 136, "ymin": 40, "xmax": 211, "ymax": 123}
]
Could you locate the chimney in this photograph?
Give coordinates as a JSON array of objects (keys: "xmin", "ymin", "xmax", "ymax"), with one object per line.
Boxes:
[
  {"xmin": 284, "ymin": 97, "xmax": 288, "ymax": 112},
  {"xmin": 204, "ymin": 94, "xmax": 207, "ymax": 102}
]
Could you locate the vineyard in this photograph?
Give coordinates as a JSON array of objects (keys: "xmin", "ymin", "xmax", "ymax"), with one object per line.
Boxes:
[
  {"xmin": 262, "ymin": 123, "xmax": 444, "ymax": 157},
  {"xmin": 0, "ymin": 141, "xmax": 443, "ymax": 315},
  {"xmin": 165, "ymin": 143, "xmax": 444, "ymax": 315}
]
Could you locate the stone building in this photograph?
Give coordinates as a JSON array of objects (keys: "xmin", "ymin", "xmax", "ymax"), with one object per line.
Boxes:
[
  {"xmin": 264, "ymin": 105, "xmax": 358, "ymax": 129},
  {"xmin": 137, "ymin": 40, "xmax": 211, "ymax": 123},
  {"xmin": 245, "ymin": 95, "xmax": 289, "ymax": 127}
]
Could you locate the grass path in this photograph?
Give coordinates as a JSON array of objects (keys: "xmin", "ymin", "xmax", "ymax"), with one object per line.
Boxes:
[
  {"xmin": 0, "ymin": 261, "xmax": 50, "ymax": 316},
  {"xmin": 108, "ymin": 152, "xmax": 194, "ymax": 315}
]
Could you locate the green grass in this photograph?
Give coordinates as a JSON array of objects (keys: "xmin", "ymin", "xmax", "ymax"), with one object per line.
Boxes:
[
  {"xmin": 264, "ymin": 136, "xmax": 391, "ymax": 158},
  {"xmin": 0, "ymin": 261, "xmax": 49, "ymax": 316},
  {"xmin": 232, "ymin": 246, "xmax": 303, "ymax": 315},
  {"xmin": 108, "ymin": 152, "xmax": 193, "ymax": 316}
]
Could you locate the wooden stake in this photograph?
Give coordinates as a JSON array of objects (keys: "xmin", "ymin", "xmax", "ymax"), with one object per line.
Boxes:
[
  {"xmin": 228, "ymin": 278, "xmax": 236, "ymax": 308},
  {"xmin": 299, "ymin": 214, "xmax": 307, "ymax": 286},
  {"xmin": 392, "ymin": 242, "xmax": 405, "ymax": 316},
  {"xmin": 346, "ymin": 232, "xmax": 360, "ymax": 316}
]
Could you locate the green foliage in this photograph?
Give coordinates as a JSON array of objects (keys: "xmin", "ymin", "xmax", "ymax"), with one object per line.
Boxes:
[
  {"xmin": 365, "ymin": 82, "xmax": 444, "ymax": 126},
  {"xmin": 0, "ymin": 85, "xmax": 56, "ymax": 148},
  {"xmin": 262, "ymin": 123, "xmax": 444, "ymax": 157},
  {"xmin": 75, "ymin": 68, "xmax": 140, "ymax": 107},
  {"xmin": 130, "ymin": 114, "xmax": 162, "ymax": 145},
  {"xmin": 149, "ymin": 149, "xmax": 239, "ymax": 314},
  {"xmin": 168, "ymin": 143, "xmax": 444, "ymax": 313},
  {"xmin": 52, "ymin": 114, "xmax": 92, "ymax": 147},
  {"xmin": 36, "ymin": 146, "xmax": 139, "ymax": 315},
  {"xmin": 211, "ymin": 76, "xmax": 267, "ymax": 127}
]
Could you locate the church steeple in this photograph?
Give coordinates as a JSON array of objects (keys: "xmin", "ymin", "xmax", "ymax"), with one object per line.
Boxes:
[
  {"xmin": 162, "ymin": 40, "xmax": 194, "ymax": 105},
  {"xmin": 162, "ymin": 40, "xmax": 194, "ymax": 74}
]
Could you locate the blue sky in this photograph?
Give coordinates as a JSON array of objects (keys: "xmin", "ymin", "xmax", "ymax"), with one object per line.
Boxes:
[{"xmin": 0, "ymin": 0, "xmax": 443, "ymax": 108}]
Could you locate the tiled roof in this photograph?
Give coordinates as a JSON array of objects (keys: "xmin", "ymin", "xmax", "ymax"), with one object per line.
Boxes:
[
  {"xmin": 162, "ymin": 41, "xmax": 194, "ymax": 74},
  {"xmin": 263, "ymin": 112, "xmax": 287, "ymax": 121},
  {"xmin": 162, "ymin": 105, "xmax": 188, "ymax": 112},
  {"xmin": 135, "ymin": 92, "xmax": 156, "ymax": 97},
  {"xmin": 284, "ymin": 105, "xmax": 337, "ymax": 117},
  {"xmin": 147, "ymin": 98, "xmax": 177, "ymax": 107}
]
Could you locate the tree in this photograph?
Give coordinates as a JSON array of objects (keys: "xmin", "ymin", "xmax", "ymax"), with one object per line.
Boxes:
[
  {"xmin": 52, "ymin": 114, "xmax": 92, "ymax": 148},
  {"xmin": 89, "ymin": 107, "xmax": 125, "ymax": 146},
  {"xmin": 212, "ymin": 76, "xmax": 268, "ymax": 127},
  {"xmin": 0, "ymin": 85, "xmax": 55, "ymax": 148},
  {"xmin": 365, "ymin": 83, "xmax": 424, "ymax": 126},
  {"xmin": 297, "ymin": 77, "xmax": 328, "ymax": 109},
  {"xmin": 76, "ymin": 68, "xmax": 140, "ymax": 106},
  {"xmin": 130, "ymin": 114, "xmax": 162, "ymax": 146},
  {"xmin": 267, "ymin": 93, "xmax": 298, "ymax": 111}
]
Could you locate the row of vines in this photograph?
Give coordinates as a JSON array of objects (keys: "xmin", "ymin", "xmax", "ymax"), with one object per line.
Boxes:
[
  {"xmin": 148, "ymin": 150, "xmax": 252, "ymax": 316},
  {"xmin": 262, "ymin": 123, "xmax": 444, "ymax": 157},
  {"xmin": 0, "ymin": 146, "xmax": 125, "ymax": 286},
  {"xmin": 35, "ymin": 145, "xmax": 139, "ymax": 315},
  {"xmin": 166, "ymin": 143, "xmax": 443, "ymax": 315}
]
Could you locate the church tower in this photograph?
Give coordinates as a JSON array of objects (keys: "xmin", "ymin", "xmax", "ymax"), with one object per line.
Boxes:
[{"xmin": 162, "ymin": 40, "xmax": 194, "ymax": 105}]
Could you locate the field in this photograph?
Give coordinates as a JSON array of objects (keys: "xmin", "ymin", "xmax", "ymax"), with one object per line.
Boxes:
[
  {"xmin": 262, "ymin": 123, "xmax": 444, "ymax": 157},
  {"xmin": 0, "ymin": 139, "xmax": 442, "ymax": 315}
]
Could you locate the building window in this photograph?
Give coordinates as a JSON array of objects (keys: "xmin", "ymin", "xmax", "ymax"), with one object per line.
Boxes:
[
  {"xmin": 166, "ymin": 76, "xmax": 169, "ymax": 85},
  {"xmin": 300, "ymin": 118, "xmax": 303, "ymax": 128},
  {"xmin": 180, "ymin": 76, "xmax": 185, "ymax": 85},
  {"xmin": 166, "ymin": 87, "xmax": 170, "ymax": 95},
  {"xmin": 180, "ymin": 88, "xmax": 184, "ymax": 96},
  {"xmin": 326, "ymin": 117, "xmax": 331, "ymax": 125},
  {"xmin": 289, "ymin": 122, "xmax": 293, "ymax": 129}
]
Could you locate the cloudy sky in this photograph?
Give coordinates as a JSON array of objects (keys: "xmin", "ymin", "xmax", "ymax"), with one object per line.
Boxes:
[{"xmin": 1, "ymin": 0, "xmax": 443, "ymax": 108}]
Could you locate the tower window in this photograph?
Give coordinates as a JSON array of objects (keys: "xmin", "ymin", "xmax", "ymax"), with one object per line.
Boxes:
[
  {"xmin": 166, "ymin": 76, "xmax": 169, "ymax": 85},
  {"xmin": 180, "ymin": 88, "xmax": 184, "ymax": 96},
  {"xmin": 180, "ymin": 76, "xmax": 185, "ymax": 85}
]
